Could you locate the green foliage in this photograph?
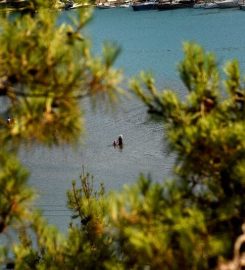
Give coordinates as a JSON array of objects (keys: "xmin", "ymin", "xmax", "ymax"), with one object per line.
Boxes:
[
  {"xmin": 0, "ymin": 150, "xmax": 33, "ymax": 233},
  {"xmin": 0, "ymin": 5, "xmax": 122, "ymax": 148},
  {"xmin": 67, "ymin": 168, "xmax": 106, "ymax": 238},
  {"xmin": 131, "ymin": 43, "xmax": 245, "ymax": 265},
  {"xmin": 0, "ymin": 149, "xmax": 34, "ymax": 268},
  {"xmin": 0, "ymin": 2, "xmax": 244, "ymax": 268},
  {"xmin": 0, "ymin": 1, "xmax": 122, "ymax": 268},
  {"xmin": 4, "ymin": 174, "xmax": 213, "ymax": 270},
  {"xmin": 0, "ymin": 0, "xmax": 59, "ymax": 11},
  {"xmin": 108, "ymin": 176, "xmax": 211, "ymax": 270},
  {"xmin": 179, "ymin": 42, "xmax": 219, "ymax": 94}
]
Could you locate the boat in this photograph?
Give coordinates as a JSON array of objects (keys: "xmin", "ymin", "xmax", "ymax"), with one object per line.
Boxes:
[
  {"xmin": 239, "ymin": 0, "xmax": 245, "ymax": 8},
  {"xmin": 239, "ymin": 0, "xmax": 245, "ymax": 9},
  {"xmin": 193, "ymin": 1, "xmax": 206, "ymax": 7},
  {"xmin": 132, "ymin": 0, "xmax": 158, "ymax": 11},
  {"xmin": 214, "ymin": 0, "xmax": 239, "ymax": 8},
  {"xmin": 96, "ymin": 2, "xmax": 116, "ymax": 8},
  {"xmin": 157, "ymin": 0, "xmax": 195, "ymax": 10},
  {"xmin": 204, "ymin": 1, "xmax": 218, "ymax": 8}
]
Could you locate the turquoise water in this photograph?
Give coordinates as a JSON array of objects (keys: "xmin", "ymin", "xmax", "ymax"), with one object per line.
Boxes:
[
  {"xmin": 20, "ymin": 7, "xmax": 245, "ymax": 230},
  {"xmin": 90, "ymin": 8, "xmax": 245, "ymax": 84}
]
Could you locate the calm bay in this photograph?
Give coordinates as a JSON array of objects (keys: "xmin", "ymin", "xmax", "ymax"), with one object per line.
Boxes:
[{"xmin": 20, "ymin": 7, "xmax": 245, "ymax": 230}]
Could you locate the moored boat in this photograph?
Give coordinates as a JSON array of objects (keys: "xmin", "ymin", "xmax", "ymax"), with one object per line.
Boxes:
[
  {"xmin": 214, "ymin": 0, "xmax": 239, "ymax": 8},
  {"xmin": 239, "ymin": 0, "xmax": 245, "ymax": 8},
  {"xmin": 96, "ymin": 2, "xmax": 116, "ymax": 8},
  {"xmin": 157, "ymin": 0, "xmax": 194, "ymax": 10},
  {"xmin": 204, "ymin": 1, "xmax": 218, "ymax": 8},
  {"xmin": 132, "ymin": 0, "xmax": 158, "ymax": 10},
  {"xmin": 193, "ymin": 1, "xmax": 206, "ymax": 7},
  {"xmin": 239, "ymin": 3, "xmax": 245, "ymax": 8}
]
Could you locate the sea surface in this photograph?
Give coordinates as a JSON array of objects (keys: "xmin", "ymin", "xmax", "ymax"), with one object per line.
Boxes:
[{"xmin": 19, "ymin": 7, "xmax": 245, "ymax": 231}]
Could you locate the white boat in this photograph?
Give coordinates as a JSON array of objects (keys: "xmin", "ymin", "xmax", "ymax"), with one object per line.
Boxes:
[
  {"xmin": 214, "ymin": 0, "xmax": 239, "ymax": 8},
  {"xmin": 96, "ymin": 2, "xmax": 116, "ymax": 8},
  {"xmin": 193, "ymin": 1, "xmax": 206, "ymax": 7},
  {"xmin": 204, "ymin": 2, "xmax": 218, "ymax": 8}
]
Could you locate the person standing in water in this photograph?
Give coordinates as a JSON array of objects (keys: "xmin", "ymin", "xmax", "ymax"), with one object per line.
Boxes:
[
  {"xmin": 117, "ymin": 135, "xmax": 123, "ymax": 146},
  {"xmin": 113, "ymin": 135, "xmax": 123, "ymax": 148}
]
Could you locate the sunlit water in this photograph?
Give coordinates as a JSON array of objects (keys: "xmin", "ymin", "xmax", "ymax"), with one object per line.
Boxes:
[{"xmin": 18, "ymin": 7, "xmax": 245, "ymax": 231}]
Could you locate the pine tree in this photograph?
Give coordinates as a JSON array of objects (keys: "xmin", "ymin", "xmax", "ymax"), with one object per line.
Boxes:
[{"xmin": 0, "ymin": 2, "xmax": 244, "ymax": 269}]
